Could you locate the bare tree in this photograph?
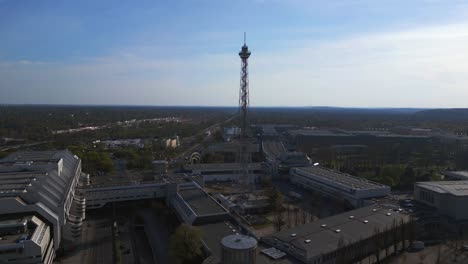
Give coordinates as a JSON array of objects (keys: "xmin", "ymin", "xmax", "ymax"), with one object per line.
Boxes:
[
  {"xmin": 308, "ymin": 206, "xmax": 315, "ymax": 222},
  {"xmin": 391, "ymin": 219, "xmax": 399, "ymax": 254},
  {"xmin": 336, "ymin": 236, "xmax": 347, "ymax": 264},
  {"xmin": 400, "ymin": 219, "xmax": 406, "ymax": 250},
  {"xmin": 372, "ymin": 227, "xmax": 382, "ymax": 264},
  {"xmin": 273, "ymin": 210, "xmax": 286, "ymax": 231},
  {"xmin": 302, "ymin": 209, "xmax": 307, "ymax": 224},
  {"xmin": 294, "ymin": 207, "xmax": 299, "ymax": 227},
  {"xmin": 435, "ymin": 244, "xmax": 442, "ymax": 264}
]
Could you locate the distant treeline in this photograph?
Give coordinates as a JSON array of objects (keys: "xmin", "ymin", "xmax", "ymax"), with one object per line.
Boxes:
[
  {"xmin": 3, "ymin": 105, "xmax": 468, "ymax": 143},
  {"xmin": 0, "ymin": 105, "xmax": 235, "ymax": 141},
  {"xmin": 249, "ymin": 107, "xmax": 468, "ymax": 133}
]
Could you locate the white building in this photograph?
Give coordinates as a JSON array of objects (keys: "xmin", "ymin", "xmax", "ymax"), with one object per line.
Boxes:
[
  {"xmin": 0, "ymin": 150, "xmax": 87, "ymax": 259},
  {"xmin": 185, "ymin": 163, "xmax": 266, "ymax": 183},
  {"xmin": 162, "ymin": 136, "xmax": 180, "ymax": 148},
  {"xmin": 0, "ymin": 216, "xmax": 55, "ymax": 264},
  {"xmin": 223, "ymin": 127, "xmax": 241, "ymax": 142},
  {"xmin": 415, "ymin": 181, "xmax": 468, "ymax": 220},
  {"xmin": 263, "ymin": 206, "xmax": 411, "ymax": 264},
  {"xmin": 290, "ymin": 166, "xmax": 390, "ymax": 207},
  {"xmin": 101, "ymin": 138, "xmax": 144, "ymax": 149}
]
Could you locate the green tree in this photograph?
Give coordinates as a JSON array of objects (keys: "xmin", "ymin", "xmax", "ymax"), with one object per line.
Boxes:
[
  {"xmin": 266, "ymin": 188, "xmax": 283, "ymax": 211},
  {"xmin": 169, "ymin": 224, "xmax": 204, "ymax": 264},
  {"xmin": 400, "ymin": 166, "xmax": 415, "ymax": 187}
]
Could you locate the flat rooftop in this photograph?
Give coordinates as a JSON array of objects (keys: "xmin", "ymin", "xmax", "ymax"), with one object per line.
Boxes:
[
  {"xmin": 266, "ymin": 206, "xmax": 410, "ymax": 258},
  {"xmin": 198, "ymin": 221, "xmax": 300, "ymax": 264},
  {"xmin": 294, "ymin": 166, "xmax": 388, "ymax": 190},
  {"xmin": 198, "ymin": 221, "xmax": 239, "ymax": 258},
  {"xmin": 442, "ymin": 171, "xmax": 468, "ymax": 180},
  {"xmin": 263, "ymin": 140, "xmax": 287, "ymax": 158},
  {"xmin": 178, "ymin": 188, "xmax": 227, "ymax": 216},
  {"xmin": 416, "ymin": 181, "xmax": 468, "ymax": 196},
  {"xmin": 0, "ymin": 217, "xmax": 35, "ymax": 245},
  {"xmin": 185, "ymin": 163, "xmax": 263, "ymax": 172},
  {"xmin": 0, "ymin": 151, "xmax": 61, "ymax": 164}
]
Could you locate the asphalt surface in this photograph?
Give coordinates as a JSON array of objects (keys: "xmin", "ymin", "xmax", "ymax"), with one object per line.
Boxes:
[
  {"xmin": 137, "ymin": 206, "xmax": 178, "ymax": 264},
  {"xmin": 55, "ymin": 213, "xmax": 114, "ymax": 264}
]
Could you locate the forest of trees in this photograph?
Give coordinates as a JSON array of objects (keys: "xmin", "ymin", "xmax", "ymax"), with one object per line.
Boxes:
[{"xmin": 0, "ymin": 105, "xmax": 234, "ymax": 141}]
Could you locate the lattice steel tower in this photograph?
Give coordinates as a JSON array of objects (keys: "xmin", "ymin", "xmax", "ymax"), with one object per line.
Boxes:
[
  {"xmin": 239, "ymin": 32, "xmax": 251, "ymax": 138},
  {"xmin": 238, "ymin": 33, "xmax": 252, "ymax": 188}
]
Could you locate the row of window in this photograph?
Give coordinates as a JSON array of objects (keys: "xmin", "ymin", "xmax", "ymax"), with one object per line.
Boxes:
[{"xmin": 419, "ymin": 190, "xmax": 435, "ymax": 204}]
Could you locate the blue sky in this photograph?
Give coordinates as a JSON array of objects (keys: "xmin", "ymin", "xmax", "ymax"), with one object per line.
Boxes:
[{"xmin": 1, "ymin": 0, "xmax": 468, "ymax": 107}]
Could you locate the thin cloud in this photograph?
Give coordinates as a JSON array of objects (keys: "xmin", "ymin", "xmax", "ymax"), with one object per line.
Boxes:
[{"xmin": 1, "ymin": 20, "xmax": 468, "ymax": 107}]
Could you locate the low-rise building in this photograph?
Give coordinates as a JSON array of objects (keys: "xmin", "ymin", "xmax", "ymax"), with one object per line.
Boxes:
[
  {"xmin": 263, "ymin": 206, "xmax": 412, "ymax": 264},
  {"xmin": 441, "ymin": 171, "xmax": 468, "ymax": 181},
  {"xmin": 184, "ymin": 163, "xmax": 267, "ymax": 183},
  {"xmin": 415, "ymin": 181, "xmax": 468, "ymax": 220},
  {"xmin": 223, "ymin": 127, "xmax": 241, "ymax": 142},
  {"xmin": 290, "ymin": 166, "xmax": 390, "ymax": 207}
]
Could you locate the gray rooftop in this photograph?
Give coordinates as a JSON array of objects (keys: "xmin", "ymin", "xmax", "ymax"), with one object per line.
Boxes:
[
  {"xmin": 178, "ymin": 188, "xmax": 227, "ymax": 216},
  {"xmin": 221, "ymin": 234, "xmax": 257, "ymax": 250},
  {"xmin": 198, "ymin": 221, "xmax": 240, "ymax": 259},
  {"xmin": 0, "ymin": 216, "xmax": 42, "ymax": 245},
  {"xmin": 0, "ymin": 150, "xmax": 81, "ymax": 209},
  {"xmin": 416, "ymin": 181, "xmax": 468, "ymax": 196},
  {"xmin": 186, "ymin": 163, "xmax": 263, "ymax": 172},
  {"xmin": 442, "ymin": 171, "xmax": 468, "ymax": 180},
  {"xmin": 263, "ymin": 140, "xmax": 287, "ymax": 158},
  {"xmin": 198, "ymin": 221, "xmax": 299, "ymax": 264},
  {"xmin": 294, "ymin": 166, "xmax": 388, "ymax": 191},
  {"xmin": 265, "ymin": 206, "xmax": 410, "ymax": 258}
]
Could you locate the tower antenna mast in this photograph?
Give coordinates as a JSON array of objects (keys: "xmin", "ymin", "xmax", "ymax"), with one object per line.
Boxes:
[{"xmin": 238, "ymin": 33, "xmax": 252, "ymax": 188}]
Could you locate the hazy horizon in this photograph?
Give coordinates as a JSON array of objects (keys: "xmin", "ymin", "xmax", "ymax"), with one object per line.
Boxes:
[
  {"xmin": 0, "ymin": 103, "xmax": 436, "ymax": 110},
  {"xmin": 1, "ymin": 0, "xmax": 468, "ymax": 107}
]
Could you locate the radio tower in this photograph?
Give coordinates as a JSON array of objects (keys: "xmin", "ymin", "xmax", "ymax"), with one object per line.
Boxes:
[
  {"xmin": 239, "ymin": 32, "xmax": 251, "ymax": 139},
  {"xmin": 238, "ymin": 32, "xmax": 252, "ymax": 189}
]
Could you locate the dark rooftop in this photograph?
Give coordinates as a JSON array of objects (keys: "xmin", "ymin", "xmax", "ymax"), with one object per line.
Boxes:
[
  {"xmin": 178, "ymin": 188, "xmax": 227, "ymax": 216},
  {"xmin": 294, "ymin": 166, "xmax": 388, "ymax": 190},
  {"xmin": 198, "ymin": 221, "xmax": 300, "ymax": 264},
  {"xmin": 266, "ymin": 206, "xmax": 410, "ymax": 258}
]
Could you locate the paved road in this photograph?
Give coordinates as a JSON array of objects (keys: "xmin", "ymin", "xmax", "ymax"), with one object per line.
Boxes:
[
  {"xmin": 0, "ymin": 141, "xmax": 49, "ymax": 152},
  {"xmin": 133, "ymin": 226, "xmax": 154, "ymax": 264},
  {"xmin": 82, "ymin": 217, "xmax": 113, "ymax": 264},
  {"xmin": 55, "ymin": 213, "xmax": 113, "ymax": 264},
  {"xmin": 175, "ymin": 114, "xmax": 237, "ymax": 165},
  {"xmin": 138, "ymin": 209, "xmax": 174, "ymax": 264}
]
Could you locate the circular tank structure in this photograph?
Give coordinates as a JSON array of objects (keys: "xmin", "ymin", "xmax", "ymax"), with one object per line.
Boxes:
[{"xmin": 221, "ymin": 234, "xmax": 257, "ymax": 264}]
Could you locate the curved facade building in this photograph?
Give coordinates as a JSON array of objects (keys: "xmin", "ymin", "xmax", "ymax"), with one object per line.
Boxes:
[{"xmin": 0, "ymin": 150, "xmax": 86, "ymax": 262}]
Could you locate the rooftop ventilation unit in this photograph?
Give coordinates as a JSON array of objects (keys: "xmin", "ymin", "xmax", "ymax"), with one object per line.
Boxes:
[
  {"xmin": 363, "ymin": 220, "xmax": 369, "ymax": 224},
  {"xmin": 349, "ymin": 216, "xmax": 354, "ymax": 219},
  {"xmin": 335, "ymin": 229, "xmax": 341, "ymax": 233},
  {"xmin": 386, "ymin": 213, "xmax": 392, "ymax": 216},
  {"xmin": 290, "ymin": 233, "xmax": 297, "ymax": 237},
  {"xmin": 321, "ymin": 224, "xmax": 327, "ymax": 228},
  {"xmin": 304, "ymin": 239, "xmax": 311, "ymax": 243}
]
